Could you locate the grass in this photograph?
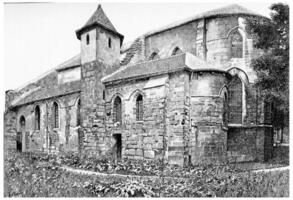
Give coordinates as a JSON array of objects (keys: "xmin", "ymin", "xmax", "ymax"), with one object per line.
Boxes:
[{"xmin": 4, "ymin": 147, "xmax": 289, "ymax": 197}]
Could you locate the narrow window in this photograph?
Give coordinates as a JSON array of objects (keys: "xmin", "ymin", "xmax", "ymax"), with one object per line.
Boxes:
[
  {"xmin": 228, "ymin": 76, "xmax": 243, "ymax": 124},
  {"xmin": 230, "ymin": 30, "xmax": 243, "ymax": 58},
  {"xmin": 136, "ymin": 94, "xmax": 143, "ymax": 121},
  {"xmin": 77, "ymin": 99, "xmax": 81, "ymax": 126},
  {"xmin": 20, "ymin": 116, "xmax": 26, "ymax": 132},
  {"xmin": 108, "ymin": 38, "xmax": 112, "ymax": 48},
  {"xmin": 149, "ymin": 52, "xmax": 159, "ymax": 60},
  {"xmin": 52, "ymin": 102, "xmax": 59, "ymax": 128},
  {"xmin": 86, "ymin": 34, "xmax": 90, "ymax": 45},
  {"xmin": 171, "ymin": 47, "xmax": 183, "ymax": 56},
  {"xmin": 113, "ymin": 96, "xmax": 122, "ymax": 123},
  {"xmin": 35, "ymin": 106, "xmax": 40, "ymax": 130},
  {"xmin": 223, "ymin": 92, "xmax": 228, "ymax": 127},
  {"xmin": 103, "ymin": 90, "xmax": 106, "ymax": 100}
]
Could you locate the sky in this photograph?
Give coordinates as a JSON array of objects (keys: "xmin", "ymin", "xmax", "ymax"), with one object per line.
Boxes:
[{"xmin": 3, "ymin": 0, "xmax": 280, "ymax": 91}]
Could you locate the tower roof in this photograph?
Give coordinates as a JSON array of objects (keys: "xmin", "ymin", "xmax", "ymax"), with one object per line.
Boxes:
[{"xmin": 76, "ymin": 4, "xmax": 123, "ymax": 41}]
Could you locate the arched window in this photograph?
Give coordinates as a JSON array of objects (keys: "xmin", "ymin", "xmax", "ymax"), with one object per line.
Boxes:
[
  {"xmin": 171, "ymin": 47, "xmax": 183, "ymax": 56},
  {"xmin": 35, "ymin": 105, "xmax": 40, "ymax": 130},
  {"xmin": 77, "ymin": 99, "xmax": 81, "ymax": 126},
  {"xmin": 136, "ymin": 94, "xmax": 143, "ymax": 121},
  {"xmin": 228, "ymin": 76, "xmax": 243, "ymax": 124},
  {"xmin": 223, "ymin": 92, "xmax": 229, "ymax": 127},
  {"xmin": 52, "ymin": 102, "xmax": 59, "ymax": 128},
  {"xmin": 86, "ymin": 34, "xmax": 90, "ymax": 45},
  {"xmin": 113, "ymin": 96, "xmax": 122, "ymax": 123},
  {"xmin": 229, "ymin": 30, "xmax": 243, "ymax": 58},
  {"xmin": 20, "ymin": 116, "xmax": 26, "ymax": 132},
  {"xmin": 108, "ymin": 37, "xmax": 112, "ymax": 48},
  {"xmin": 17, "ymin": 116, "xmax": 25, "ymax": 152},
  {"xmin": 149, "ymin": 52, "xmax": 159, "ymax": 60}
]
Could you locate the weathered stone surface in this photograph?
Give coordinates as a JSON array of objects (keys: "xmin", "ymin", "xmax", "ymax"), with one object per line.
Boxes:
[
  {"xmin": 144, "ymin": 150, "xmax": 155, "ymax": 159},
  {"xmin": 4, "ymin": 5, "xmax": 273, "ymax": 167}
]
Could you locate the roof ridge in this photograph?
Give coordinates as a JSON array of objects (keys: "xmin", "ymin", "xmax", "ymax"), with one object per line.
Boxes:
[{"xmin": 143, "ymin": 3, "xmax": 264, "ymax": 37}]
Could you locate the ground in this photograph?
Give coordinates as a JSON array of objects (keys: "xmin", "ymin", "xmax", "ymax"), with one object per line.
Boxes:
[{"xmin": 4, "ymin": 145, "xmax": 289, "ymax": 197}]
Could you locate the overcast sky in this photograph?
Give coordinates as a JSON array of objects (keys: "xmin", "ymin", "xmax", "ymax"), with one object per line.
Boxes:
[{"xmin": 4, "ymin": 1, "xmax": 279, "ymax": 91}]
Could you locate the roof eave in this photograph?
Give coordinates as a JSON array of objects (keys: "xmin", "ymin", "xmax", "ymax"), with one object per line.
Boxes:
[
  {"xmin": 56, "ymin": 64, "xmax": 81, "ymax": 72},
  {"xmin": 75, "ymin": 22, "xmax": 124, "ymax": 46},
  {"xmin": 102, "ymin": 67, "xmax": 188, "ymax": 85}
]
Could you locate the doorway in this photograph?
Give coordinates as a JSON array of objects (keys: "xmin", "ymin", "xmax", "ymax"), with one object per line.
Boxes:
[{"xmin": 114, "ymin": 134, "xmax": 122, "ymax": 160}]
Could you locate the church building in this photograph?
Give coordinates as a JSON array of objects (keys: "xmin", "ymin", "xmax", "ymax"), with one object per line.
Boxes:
[{"xmin": 4, "ymin": 4, "xmax": 274, "ymax": 166}]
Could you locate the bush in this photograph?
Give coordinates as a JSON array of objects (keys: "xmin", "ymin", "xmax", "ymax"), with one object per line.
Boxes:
[{"xmin": 4, "ymin": 150, "xmax": 289, "ymax": 197}]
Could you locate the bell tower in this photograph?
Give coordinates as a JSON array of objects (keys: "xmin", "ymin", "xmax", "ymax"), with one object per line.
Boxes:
[
  {"xmin": 76, "ymin": 4, "xmax": 124, "ymax": 155},
  {"xmin": 76, "ymin": 4, "xmax": 124, "ymax": 65}
]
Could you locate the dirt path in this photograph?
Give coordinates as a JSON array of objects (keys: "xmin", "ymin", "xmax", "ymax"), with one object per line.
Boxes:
[
  {"xmin": 252, "ymin": 166, "xmax": 289, "ymax": 173},
  {"xmin": 61, "ymin": 165, "xmax": 289, "ymax": 179}
]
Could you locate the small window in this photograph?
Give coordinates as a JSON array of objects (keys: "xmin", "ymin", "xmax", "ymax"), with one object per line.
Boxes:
[
  {"xmin": 35, "ymin": 105, "xmax": 41, "ymax": 130},
  {"xmin": 230, "ymin": 30, "xmax": 243, "ymax": 58},
  {"xmin": 77, "ymin": 99, "xmax": 81, "ymax": 126},
  {"xmin": 149, "ymin": 52, "xmax": 159, "ymax": 60},
  {"xmin": 20, "ymin": 116, "xmax": 26, "ymax": 131},
  {"xmin": 108, "ymin": 38, "xmax": 112, "ymax": 48},
  {"xmin": 171, "ymin": 47, "xmax": 183, "ymax": 56},
  {"xmin": 103, "ymin": 90, "xmax": 106, "ymax": 100},
  {"xmin": 113, "ymin": 96, "xmax": 122, "ymax": 123},
  {"xmin": 52, "ymin": 102, "xmax": 59, "ymax": 128},
  {"xmin": 136, "ymin": 94, "xmax": 143, "ymax": 121},
  {"xmin": 223, "ymin": 92, "xmax": 228, "ymax": 127},
  {"xmin": 86, "ymin": 34, "xmax": 90, "ymax": 45}
]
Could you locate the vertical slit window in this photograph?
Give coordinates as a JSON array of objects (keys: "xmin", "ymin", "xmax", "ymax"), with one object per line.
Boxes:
[
  {"xmin": 113, "ymin": 96, "xmax": 122, "ymax": 123},
  {"xmin": 108, "ymin": 38, "xmax": 112, "ymax": 48},
  {"xmin": 223, "ymin": 92, "xmax": 228, "ymax": 127},
  {"xmin": 52, "ymin": 102, "xmax": 59, "ymax": 128},
  {"xmin": 35, "ymin": 106, "xmax": 40, "ymax": 130},
  {"xmin": 86, "ymin": 34, "xmax": 90, "ymax": 45},
  {"xmin": 136, "ymin": 94, "xmax": 143, "ymax": 121},
  {"xmin": 77, "ymin": 99, "xmax": 81, "ymax": 126}
]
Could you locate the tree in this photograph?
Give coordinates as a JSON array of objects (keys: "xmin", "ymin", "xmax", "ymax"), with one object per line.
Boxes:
[{"xmin": 245, "ymin": 3, "xmax": 289, "ymax": 134}]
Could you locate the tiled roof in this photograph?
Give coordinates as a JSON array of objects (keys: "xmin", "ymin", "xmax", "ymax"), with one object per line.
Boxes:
[
  {"xmin": 11, "ymin": 79, "xmax": 80, "ymax": 107},
  {"xmin": 144, "ymin": 4, "xmax": 264, "ymax": 37},
  {"xmin": 56, "ymin": 54, "xmax": 81, "ymax": 71},
  {"xmin": 102, "ymin": 53, "xmax": 225, "ymax": 83},
  {"xmin": 120, "ymin": 37, "xmax": 143, "ymax": 66},
  {"xmin": 76, "ymin": 4, "xmax": 123, "ymax": 40}
]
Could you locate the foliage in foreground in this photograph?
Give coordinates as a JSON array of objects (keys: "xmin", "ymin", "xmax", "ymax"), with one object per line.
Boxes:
[{"xmin": 4, "ymin": 150, "xmax": 289, "ymax": 197}]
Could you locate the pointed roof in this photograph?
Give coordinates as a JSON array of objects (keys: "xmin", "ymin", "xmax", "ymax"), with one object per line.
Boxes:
[{"xmin": 76, "ymin": 4, "xmax": 123, "ymax": 41}]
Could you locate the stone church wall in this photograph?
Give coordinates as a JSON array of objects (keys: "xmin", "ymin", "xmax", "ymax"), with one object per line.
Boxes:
[
  {"xmin": 189, "ymin": 71, "xmax": 228, "ymax": 165},
  {"xmin": 4, "ymin": 92, "xmax": 80, "ymax": 153},
  {"xmin": 80, "ymin": 60, "xmax": 119, "ymax": 155},
  {"xmin": 145, "ymin": 21, "xmax": 198, "ymax": 59},
  {"xmin": 104, "ymin": 76, "xmax": 168, "ymax": 160}
]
